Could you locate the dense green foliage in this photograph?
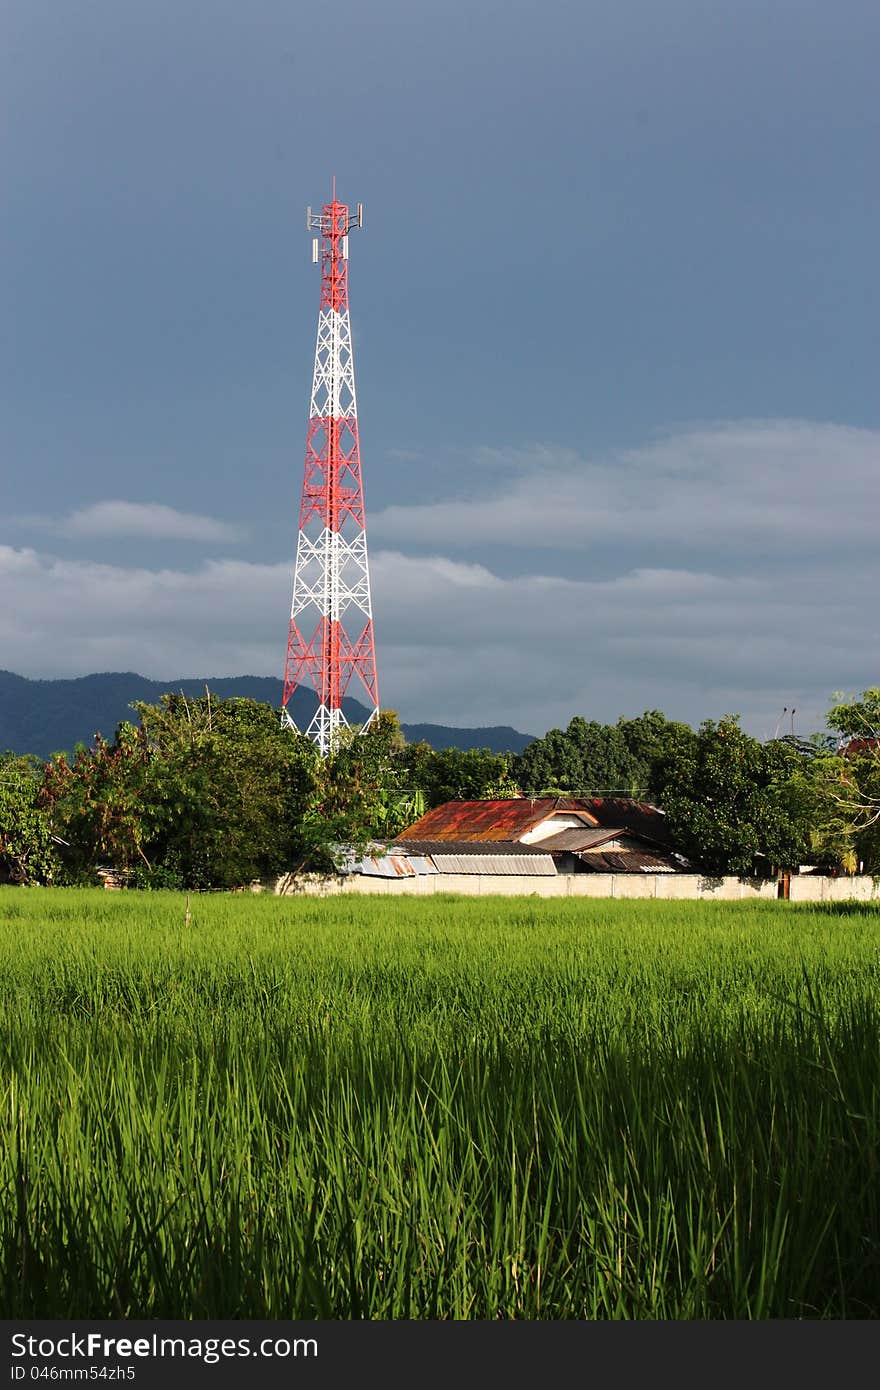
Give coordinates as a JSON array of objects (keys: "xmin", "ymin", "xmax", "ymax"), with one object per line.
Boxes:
[
  {"xmin": 0, "ymin": 755, "xmax": 59, "ymax": 885},
  {"xmin": 825, "ymin": 688, "xmax": 880, "ymax": 873},
  {"xmin": 515, "ymin": 710, "xmax": 692, "ymax": 795},
  {"xmin": 651, "ymin": 717, "xmax": 813, "ymax": 874},
  {"xmin": 40, "ymin": 697, "xmax": 322, "ymax": 889},
  {"xmin": 28, "ymin": 701, "xmax": 521, "ymax": 887},
  {"xmin": 1, "ymin": 889, "xmax": 879, "ymax": 1318},
  {"xmin": 515, "ymin": 707, "xmax": 865, "ymax": 874},
  {"xmin": 398, "ymin": 741, "xmax": 519, "ymax": 805},
  {"xmin": 828, "ymin": 687, "xmax": 880, "ymax": 742},
  {"xmin": 3, "ymin": 687, "xmax": 879, "ymax": 883}
]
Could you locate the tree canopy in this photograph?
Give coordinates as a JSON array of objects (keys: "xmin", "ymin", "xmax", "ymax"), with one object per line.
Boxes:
[
  {"xmin": 514, "ymin": 710, "xmax": 695, "ymax": 797},
  {"xmin": 1, "ymin": 688, "xmax": 875, "ymax": 887},
  {"xmin": 820, "ymin": 688, "xmax": 880, "ymax": 872},
  {"xmin": 41, "ymin": 696, "xmax": 321, "ymax": 888},
  {"xmin": 0, "ymin": 754, "xmax": 59, "ymax": 885},
  {"xmin": 649, "ymin": 717, "xmax": 816, "ymax": 875}
]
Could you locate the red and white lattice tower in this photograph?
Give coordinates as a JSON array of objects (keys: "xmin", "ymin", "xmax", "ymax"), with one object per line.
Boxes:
[{"xmin": 281, "ymin": 188, "xmax": 379, "ymax": 755}]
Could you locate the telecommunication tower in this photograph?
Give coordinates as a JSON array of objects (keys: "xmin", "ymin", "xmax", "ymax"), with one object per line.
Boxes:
[{"xmin": 281, "ymin": 187, "xmax": 379, "ymax": 754}]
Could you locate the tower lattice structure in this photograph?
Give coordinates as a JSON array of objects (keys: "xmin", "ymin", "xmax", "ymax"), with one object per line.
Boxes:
[{"xmin": 281, "ymin": 190, "xmax": 379, "ymax": 755}]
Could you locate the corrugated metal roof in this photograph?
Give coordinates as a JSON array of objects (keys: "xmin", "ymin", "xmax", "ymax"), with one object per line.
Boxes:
[
  {"xmin": 577, "ymin": 849, "xmax": 680, "ymax": 873},
  {"xmin": 398, "ymin": 838, "xmax": 551, "ymax": 857},
  {"xmin": 356, "ymin": 853, "xmax": 417, "ymax": 878},
  {"xmin": 579, "ymin": 798, "xmax": 672, "ymax": 846},
  {"xmin": 538, "ymin": 827, "xmax": 626, "ymax": 852},
  {"xmin": 405, "ymin": 856, "xmax": 438, "ymax": 876},
  {"xmin": 429, "ymin": 853, "xmax": 557, "ymax": 876},
  {"xmin": 352, "ymin": 847, "xmax": 439, "ymax": 877},
  {"xmin": 399, "ymin": 797, "xmax": 600, "ymax": 843}
]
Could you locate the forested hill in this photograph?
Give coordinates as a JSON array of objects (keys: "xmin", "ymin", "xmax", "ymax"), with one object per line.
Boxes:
[{"xmin": 0, "ymin": 671, "xmax": 535, "ymax": 760}]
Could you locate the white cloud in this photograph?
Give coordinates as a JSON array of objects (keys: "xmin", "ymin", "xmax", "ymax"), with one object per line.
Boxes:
[
  {"xmin": 0, "ymin": 546, "xmax": 287, "ymax": 679},
  {"xmin": 30, "ymin": 501, "xmax": 244, "ymax": 543},
  {"xmin": 0, "ymin": 534, "xmax": 875, "ymax": 740},
  {"xmin": 370, "ymin": 420, "xmax": 880, "ymax": 558}
]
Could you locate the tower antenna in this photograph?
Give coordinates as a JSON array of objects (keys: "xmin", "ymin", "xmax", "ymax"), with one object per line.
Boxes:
[{"xmin": 281, "ymin": 188, "xmax": 379, "ymax": 754}]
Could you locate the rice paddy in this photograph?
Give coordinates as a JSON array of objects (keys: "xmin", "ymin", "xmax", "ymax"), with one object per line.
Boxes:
[{"xmin": 1, "ymin": 887, "xmax": 879, "ymax": 1318}]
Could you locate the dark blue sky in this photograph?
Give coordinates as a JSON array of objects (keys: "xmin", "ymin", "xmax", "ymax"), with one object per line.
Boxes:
[{"xmin": 2, "ymin": 0, "xmax": 878, "ymax": 736}]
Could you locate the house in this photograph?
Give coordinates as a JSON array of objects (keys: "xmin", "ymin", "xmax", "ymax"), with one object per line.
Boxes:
[
  {"xmin": 347, "ymin": 839, "xmax": 557, "ymax": 880},
  {"xmin": 379, "ymin": 796, "xmax": 685, "ymax": 878},
  {"xmin": 839, "ymin": 737, "xmax": 880, "ymax": 757}
]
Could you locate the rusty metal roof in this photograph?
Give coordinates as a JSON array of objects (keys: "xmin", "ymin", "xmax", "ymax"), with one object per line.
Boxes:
[
  {"xmin": 577, "ymin": 849, "xmax": 681, "ymax": 873},
  {"xmin": 398, "ymin": 797, "xmax": 600, "ymax": 843},
  {"xmin": 577, "ymin": 798, "xmax": 672, "ymax": 846},
  {"xmin": 398, "ymin": 838, "xmax": 551, "ymax": 857},
  {"xmin": 349, "ymin": 846, "xmax": 438, "ymax": 877},
  {"xmin": 355, "ymin": 852, "xmax": 416, "ymax": 878},
  {"xmin": 840, "ymin": 737, "xmax": 880, "ymax": 757}
]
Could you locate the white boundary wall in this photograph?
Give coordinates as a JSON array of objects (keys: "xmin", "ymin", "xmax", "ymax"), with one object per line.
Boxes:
[
  {"xmin": 788, "ymin": 875, "xmax": 880, "ymax": 903},
  {"xmin": 264, "ymin": 873, "xmax": 880, "ymax": 902}
]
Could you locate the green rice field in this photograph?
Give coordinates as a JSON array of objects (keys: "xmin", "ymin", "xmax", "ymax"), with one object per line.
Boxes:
[{"xmin": 1, "ymin": 886, "xmax": 879, "ymax": 1318}]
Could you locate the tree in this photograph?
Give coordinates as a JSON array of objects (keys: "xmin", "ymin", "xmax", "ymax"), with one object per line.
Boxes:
[
  {"xmin": 516, "ymin": 718, "xmax": 632, "ymax": 793},
  {"xmin": 300, "ymin": 711, "xmax": 413, "ymax": 865},
  {"xmin": 399, "ymin": 742, "xmax": 519, "ymax": 809},
  {"xmin": 40, "ymin": 726, "xmax": 152, "ymax": 881},
  {"xmin": 776, "ymin": 748, "xmax": 859, "ymax": 874},
  {"xmin": 513, "ymin": 727, "xmax": 572, "ymax": 794},
  {"xmin": 820, "ymin": 689, "xmax": 880, "ymax": 872},
  {"xmin": 42, "ymin": 694, "xmax": 322, "ymax": 888},
  {"xmin": 615, "ymin": 711, "xmax": 696, "ymax": 798},
  {"xmin": 132, "ymin": 693, "xmax": 320, "ymax": 888},
  {"xmin": 302, "ymin": 714, "xmax": 521, "ymax": 851},
  {"xmin": 0, "ymin": 754, "xmax": 59, "ymax": 885},
  {"xmin": 515, "ymin": 710, "xmax": 693, "ymax": 797},
  {"xmin": 827, "ymin": 688, "xmax": 880, "ymax": 744},
  {"xmin": 651, "ymin": 717, "xmax": 818, "ymax": 875}
]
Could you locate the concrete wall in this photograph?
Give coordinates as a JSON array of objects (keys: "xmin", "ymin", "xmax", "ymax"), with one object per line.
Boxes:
[
  {"xmin": 788, "ymin": 874, "xmax": 880, "ymax": 903},
  {"xmin": 261, "ymin": 872, "xmax": 880, "ymax": 902}
]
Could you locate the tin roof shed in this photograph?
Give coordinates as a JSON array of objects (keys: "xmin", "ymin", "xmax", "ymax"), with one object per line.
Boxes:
[{"xmin": 398, "ymin": 796, "xmax": 601, "ymax": 844}]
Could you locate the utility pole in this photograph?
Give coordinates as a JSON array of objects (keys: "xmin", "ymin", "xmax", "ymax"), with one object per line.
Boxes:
[{"xmin": 281, "ymin": 185, "xmax": 379, "ymax": 755}]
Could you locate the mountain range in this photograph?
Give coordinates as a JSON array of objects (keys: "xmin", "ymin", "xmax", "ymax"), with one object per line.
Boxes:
[{"xmin": 0, "ymin": 671, "xmax": 535, "ymax": 760}]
